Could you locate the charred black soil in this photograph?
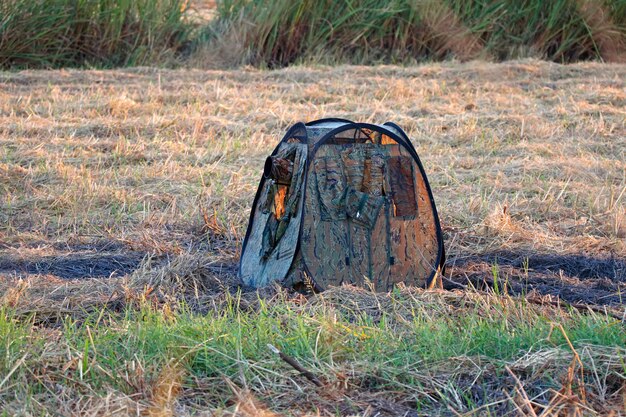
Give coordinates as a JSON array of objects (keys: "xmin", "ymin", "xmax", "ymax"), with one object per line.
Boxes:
[
  {"xmin": 447, "ymin": 251, "xmax": 626, "ymax": 306},
  {"xmin": 0, "ymin": 240, "xmax": 148, "ymax": 279}
]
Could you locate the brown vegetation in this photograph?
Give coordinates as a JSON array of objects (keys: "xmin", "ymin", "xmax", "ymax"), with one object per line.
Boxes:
[
  {"xmin": 0, "ymin": 60, "xmax": 625, "ymax": 415},
  {"xmin": 1, "ymin": 60, "xmax": 624, "ymax": 299}
]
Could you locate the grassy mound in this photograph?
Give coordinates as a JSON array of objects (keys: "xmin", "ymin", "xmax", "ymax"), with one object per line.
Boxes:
[
  {"xmin": 0, "ymin": 0, "xmax": 191, "ymax": 69},
  {"xmin": 207, "ymin": 0, "xmax": 626, "ymax": 67}
]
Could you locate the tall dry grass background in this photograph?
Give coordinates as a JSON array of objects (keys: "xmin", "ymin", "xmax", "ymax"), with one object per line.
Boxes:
[
  {"xmin": 1, "ymin": 0, "xmax": 625, "ymax": 69},
  {"xmin": 0, "ymin": 0, "xmax": 191, "ymax": 69},
  {"xmin": 201, "ymin": 0, "xmax": 626, "ymax": 67}
]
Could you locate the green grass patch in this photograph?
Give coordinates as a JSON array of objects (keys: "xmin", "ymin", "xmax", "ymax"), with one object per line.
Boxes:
[{"xmin": 1, "ymin": 292, "xmax": 624, "ymax": 414}]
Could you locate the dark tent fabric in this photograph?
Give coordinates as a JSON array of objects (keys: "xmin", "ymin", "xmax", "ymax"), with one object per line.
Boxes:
[{"xmin": 239, "ymin": 119, "xmax": 445, "ymax": 291}]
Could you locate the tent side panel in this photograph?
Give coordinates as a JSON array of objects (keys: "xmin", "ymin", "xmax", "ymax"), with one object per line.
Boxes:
[
  {"xmin": 239, "ymin": 142, "xmax": 307, "ymax": 287},
  {"xmin": 301, "ymin": 140, "xmax": 440, "ymax": 291}
]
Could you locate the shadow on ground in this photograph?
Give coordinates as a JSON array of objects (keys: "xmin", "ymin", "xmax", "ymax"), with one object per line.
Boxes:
[
  {"xmin": 2, "ymin": 238, "xmax": 625, "ymax": 308},
  {"xmin": 0, "ymin": 245, "xmax": 147, "ymax": 279},
  {"xmin": 446, "ymin": 251, "xmax": 626, "ymax": 306}
]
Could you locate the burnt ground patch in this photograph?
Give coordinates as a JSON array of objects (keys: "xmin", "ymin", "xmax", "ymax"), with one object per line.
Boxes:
[
  {"xmin": 475, "ymin": 252, "xmax": 626, "ymax": 282},
  {"xmin": 0, "ymin": 251, "xmax": 146, "ymax": 279},
  {"xmin": 446, "ymin": 251, "xmax": 626, "ymax": 306}
]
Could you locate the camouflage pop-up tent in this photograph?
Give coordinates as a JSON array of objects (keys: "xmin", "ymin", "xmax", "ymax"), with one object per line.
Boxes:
[{"xmin": 239, "ymin": 118, "xmax": 445, "ymax": 292}]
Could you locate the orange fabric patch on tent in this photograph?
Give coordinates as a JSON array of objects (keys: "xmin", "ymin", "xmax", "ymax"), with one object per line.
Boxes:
[{"xmin": 273, "ymin": 185, "xmax": 287, "ymax": 219}]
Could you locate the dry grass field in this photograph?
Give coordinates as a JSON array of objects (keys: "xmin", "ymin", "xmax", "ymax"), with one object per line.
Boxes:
[{"xmin": 0, "ymin": 60, "xmax": 625, "ymax": 415}]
